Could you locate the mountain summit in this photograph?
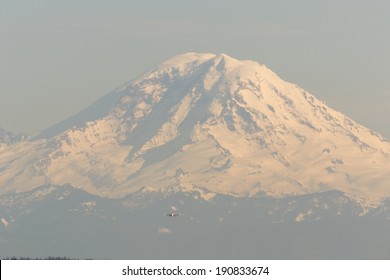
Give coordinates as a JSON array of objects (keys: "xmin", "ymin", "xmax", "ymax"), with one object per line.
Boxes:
[{"xmin": 1, "ymin": 53, "xmax": 390, "ymax": 200}]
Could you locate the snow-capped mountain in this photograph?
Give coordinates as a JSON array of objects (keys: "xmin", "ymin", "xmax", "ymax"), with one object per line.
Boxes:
[
  {"xmin": 2, "ymin": 53, "xmax": 390, "ymax": 259},
  {"xmin": 1, "ymin": 53, "xmax": 390, "ymax": 202}
]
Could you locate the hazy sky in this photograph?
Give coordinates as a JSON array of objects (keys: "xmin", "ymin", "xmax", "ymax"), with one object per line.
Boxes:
[{"xmin": 1, "ymin": 0, "xmax": 389, "ymax": 138}]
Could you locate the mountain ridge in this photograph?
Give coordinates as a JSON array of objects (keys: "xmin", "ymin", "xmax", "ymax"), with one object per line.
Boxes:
[
  {"xmin": 1, "ymin": 183, "xmax": 390, "ymax": 259},
  {"xmin": 0, "ymin": 127, "xmax": 29, "ymax": 144}
]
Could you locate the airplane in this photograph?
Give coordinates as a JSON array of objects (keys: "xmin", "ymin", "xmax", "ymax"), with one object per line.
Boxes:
[{"xmin": 164, "ymin": 213, "xmax": 181, "ymax": 217}]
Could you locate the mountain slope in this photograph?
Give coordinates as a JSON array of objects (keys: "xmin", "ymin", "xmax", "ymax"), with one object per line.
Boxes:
[
  {"xmin": 0, "ymin": 127, "xmax": 28, "ymax": 144},
  {"xmin": 1, "ymin": 53, "xmax": 389, "ymax": 201}
]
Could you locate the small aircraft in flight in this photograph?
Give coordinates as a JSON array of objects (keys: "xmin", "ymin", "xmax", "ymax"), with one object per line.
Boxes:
[{"xmin": 164, "ymin": 213, "xmax": 181, "ymax": 217}]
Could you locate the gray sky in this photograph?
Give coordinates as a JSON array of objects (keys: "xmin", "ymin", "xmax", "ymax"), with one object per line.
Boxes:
[{"xmin": 1, "ymin": 0, "xmax": 389, "ymax": 138}]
